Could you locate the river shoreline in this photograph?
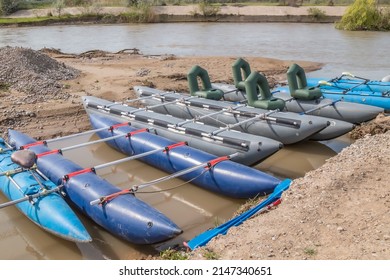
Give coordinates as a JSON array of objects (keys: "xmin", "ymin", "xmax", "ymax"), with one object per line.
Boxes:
[{"xmin": 2, "ymin": 5, "xmax": 346, "ymax": 26}]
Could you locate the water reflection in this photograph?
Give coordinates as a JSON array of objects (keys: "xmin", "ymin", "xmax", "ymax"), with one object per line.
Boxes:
[{"xmin": 256, "ymin": 141, "xmax": 333, "ymax": 179}]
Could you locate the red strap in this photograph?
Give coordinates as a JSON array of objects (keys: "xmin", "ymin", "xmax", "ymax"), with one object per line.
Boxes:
[
  {"xmin": 270, "ymin": 198, "xmax": 282, "ymax": 208},
  {"xmin": 125, "ymin": 128, "xmax": 149, "ymax": 138},
  {"xmin": 108, "ymin": 122, "xmax": 131, "ymax": 132},
  {"xmin": 205, "ymin": 155, "xmax": 230, "ymax": 169},
  {"xmin": 163, "ymin": 141, "xmax": 188, "ymax": 153},
  {"xmin": 99, "ymin": 189, "xmax": 132, "ymax": 205},
  {"xmin": 63, "ymin": 168, "xmax": 95, "ymax": 181},
  {"xmin": 21, "ymin": 141, "xmax": 47, "ymax": 149},
  {"xmin": 36, "ymin": 149, "xmax": 62, "ymax": 158}
]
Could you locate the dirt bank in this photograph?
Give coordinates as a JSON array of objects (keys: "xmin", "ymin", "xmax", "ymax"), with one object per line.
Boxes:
[
  {"xmin": 0, "ymin": 47, "xmax": 389, "ymax": 260},
  {"xmin": 7, "ymin": 5, "xmax": 347, "ymax": 18},
  {"xmin": 190, "ymin": 123, "xmax": 390, "ymax": 260},
  {"xmin": 5, "ymin": 5, "xmax": 346, "ymax": 24}
]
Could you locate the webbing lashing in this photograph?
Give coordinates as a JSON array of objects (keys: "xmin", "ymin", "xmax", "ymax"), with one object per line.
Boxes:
[
  {"xmin": 108, "ymin": 122, "xmax": 131, "ymax": 132},
  {"xmin": 63, "ymin": 168, "xmax": 95, "ymax": 181},
  {"xmin": 20, "ymin": 141, "xmax": 47, "ymax": 150},
  {"xmin": 36, "ymin": 149, "xmax": 62, "ymax": 158},
  {"xmin": 205, "ymin": 155, "xmax": 230, "ymax": 169},
  {"xmin": 163, "ymin": 141, "xmax": 188, "ymax": 153},
  {"xmin": 95, "ymin": 189, "xmax": 130, "ymax": 205},
  {"xmin": 125, "ymin": 128, "xmax": 149, "ymax": 138}
]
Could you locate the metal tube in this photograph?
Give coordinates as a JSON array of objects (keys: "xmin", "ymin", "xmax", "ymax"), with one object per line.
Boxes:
[
  {"xmin": 93, "ymin": 148, "xmax": 163, "ymax": 171},
  {"xmin": 45, "ymin": 127, "xmax": 108, "ymax": 144},
  {"xmin": 60, "ymin": 133, "xmax": 126, "ymax": 152}
]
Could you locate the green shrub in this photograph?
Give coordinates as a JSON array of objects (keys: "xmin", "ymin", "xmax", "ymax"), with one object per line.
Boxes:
[
  {"xmin": 304, "ymin": 247, "xmax": 317, "ymax": 256},
  {"xmin": 136, "ymin": 2, "xmax": 155, "ymax": 21},
  {"xmin": 307, "ymin": 7, "xmax": 326, "ymax": 20},
  {"xmin": 17, "ymin": 1, "xmax": 53, "ymax": 10},
  {"xmin": 378, "ymin": 7, "xmax": 390, "ymax": 30},
  {"xmin": 198, "ymin": 0, "xmax": 220, "ymax": 17},
  {"xmin": 0, "ymin": 0, "xmax": 21, "ymax": 15},
  {"xmin": 127, "ymin": 0, "xmax": 139, "ymax": 6},
  {"xmin": 0, "ymin": 82, "xmax": 10, "ymax": 91},
  {"xmin": 159, "ymin": 248, "xmax": 189, "ymax": 260},
  {"xmin": 52, "ymin": 0, "xmax": 66, "ymax": 17},
  {"xmin": 335, "ymin": 0, "xmax": 389, "ymax": 31},
  {"xmin": 202, "ymin": 249, "xmax": 219, "ymax": 260}
]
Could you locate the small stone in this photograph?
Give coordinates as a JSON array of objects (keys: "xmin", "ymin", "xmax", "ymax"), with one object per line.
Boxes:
[{"xmin": 337, "ymin": 227, "xmax": 345, "ymax": 232}]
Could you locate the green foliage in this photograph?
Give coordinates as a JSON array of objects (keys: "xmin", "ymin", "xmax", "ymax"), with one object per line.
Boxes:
[
  {"xmin": 79, "ymin": 1, "xmax": 104, "ymax": 16},
  {"xmin": 197, "ymin": 0, "xmax": 220, "ymax": 16},
  {"xmin": 0, "ymin": 15, "xmax": 50, "ymax": 23},
  {"xmin": 3, "ymin": 0, "xmax": 390, "ymax": 27},
  {"xmin": 308, "ymin": 7, "xmax": 326, "ymax": 20},
  {"xmin": 159, "ymin": 248, "xmax": 189, "ymax": 260},
  {"xmin": 0, "ymin": 0, "xmax": 21, "ymax": 15},
  {"xmin": 135, "ymin": 2, "xmax": 155, "ymax": 21},
  {"xmin": 17, "ymin": 1, "xmax": 53, "ymax": 10},
  {"xmin": 304, "ymin": 247, "xmax": 317, "ymax": 256},
  {"xmin": 69, "ymin": 0, "xmax": 85, "ymax": 5},
  {"xmin": 336, "ymin": 0, "xmax": 390, "ymax": 31},
  {"xmin": 202, "ymin": 248, "xmax": 219, "ymax": 260},
  {"xmin": 116, "ymin": 2, "xmax": 155, "ymax": 22},
  {"xmin": 52, "ymin": 0, "xmax": 65, "ymax": 17},
  {"xmin": 0, "ymin": 82, "xmax": 10, "ymax": 91},
  {"xmin": 127, "ymin": 0, "xmax": 137, "ymax": 6},
  {"xmin": 378, "ymin": 7, "xmax": 390, "ymax": 29}
]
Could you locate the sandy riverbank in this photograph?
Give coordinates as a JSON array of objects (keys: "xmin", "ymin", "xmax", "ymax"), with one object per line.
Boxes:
[
  {"xmin": 7, "ymin": 5, "xmax": 347, "ymax": 18},
  {"xmin": 6, "ymin": 5, "xmax": 346, "ymax": 23},
  {"xmin": 0, "ymin": 47, "xmax": 389, "ymax": 260}
]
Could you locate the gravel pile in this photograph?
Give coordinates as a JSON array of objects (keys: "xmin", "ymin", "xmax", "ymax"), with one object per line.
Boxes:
[{"xmin": 0, "ymin": 46, "xmax": 80, "ymax": 102}]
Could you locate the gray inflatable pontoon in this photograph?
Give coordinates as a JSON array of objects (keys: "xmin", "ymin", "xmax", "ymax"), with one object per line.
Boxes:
[
  {"xmin": 132, "ymin": 86, "xmax": 353, "ymax": 143},
  {"xmin": 82, "ymin": 96, "xmax": 283, "ymax": 166},
  {"xmin": 213, "ymin": 82, "xmax": 383, "ymax": 124}
]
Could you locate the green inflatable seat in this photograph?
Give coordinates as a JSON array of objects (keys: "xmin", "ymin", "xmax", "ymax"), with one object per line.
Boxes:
[
  {"xmin": 187, "ymin": 65, "xmax": 224, "ymax": 100},
  {"xmin": 232, "ymin": 57, "xmax": 252, "ymax": 91},
  {"xmin": 287, "ymin": 63, "xmax": 322, "ymax": 100},
  {"xmin": 244, "ymin": 71, "xmax": 285, "ymax": 110}
]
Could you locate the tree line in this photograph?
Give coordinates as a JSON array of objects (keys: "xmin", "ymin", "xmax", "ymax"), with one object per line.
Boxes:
[{"xmin": 1, "ymin": 0, "xmax": 389, "ymax": 30}]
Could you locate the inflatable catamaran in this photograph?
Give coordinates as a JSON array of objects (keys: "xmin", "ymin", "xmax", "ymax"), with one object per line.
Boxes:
[
  {"xmin": 209, "ymin": 58, "xmax": 384, "ymax": 123},
  {"xmin": 0, "ymin": 138, "xmax": 91, "ymax": 243},
  {"xmin": 8, "ymin": 129, "xmax": 182, "ymax": 245},
  {"xmin": 305, "ymin": 73, "xmax": 390, "ymax": 110},
  {"xmin": 133, "ymin": 86, "xmax": 355, "ymax": 142},
  {"xmin": 82, "ymin": 95, "xmax": 284, "ymax": 166}
]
